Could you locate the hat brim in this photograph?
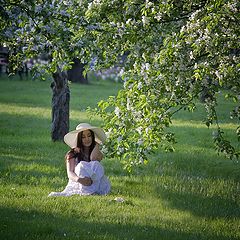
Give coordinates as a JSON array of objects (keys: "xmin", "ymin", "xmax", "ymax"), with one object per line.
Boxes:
[{"xmin": 64, "ymin": 127, "xmax": 106, "ymax": 148}]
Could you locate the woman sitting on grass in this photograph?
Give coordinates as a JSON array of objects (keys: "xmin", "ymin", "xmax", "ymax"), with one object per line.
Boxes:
[{"xmin": 48, "ymin": 123, "xmax": 111, "ymax": 197}]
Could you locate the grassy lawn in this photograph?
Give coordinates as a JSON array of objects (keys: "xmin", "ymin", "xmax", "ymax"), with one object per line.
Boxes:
[{"xmin": 0, "ymin": 75, "xmax": 239, "ymax": 240}]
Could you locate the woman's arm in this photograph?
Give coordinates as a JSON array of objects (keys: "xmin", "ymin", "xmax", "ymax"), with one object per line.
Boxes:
[
  {"xmin": 66, "ymin": 157, "xmax": 92, "ymax": 186},
  {"xmin": 90, "ymin": 143, "xmax": 103, "ymax": 161}
]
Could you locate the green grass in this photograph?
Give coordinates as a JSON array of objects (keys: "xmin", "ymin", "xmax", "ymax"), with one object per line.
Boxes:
[{"xmin": 0, "ymin": 75, "xmax": 239, "ymax": 240}]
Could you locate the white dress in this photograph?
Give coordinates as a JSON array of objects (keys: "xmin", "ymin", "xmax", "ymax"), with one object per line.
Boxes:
[{"xmin": 48, "ymin": 161, "xmax": 111, "ymax": 197}]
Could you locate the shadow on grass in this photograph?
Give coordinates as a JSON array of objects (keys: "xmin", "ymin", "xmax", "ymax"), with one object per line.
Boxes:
[
  {"xmin": 0, "ymin": 155, "xmax": 66, "ymax": 189},
  {"xmin": 0, "ymin": 205, "xmax": 238, "ymax": 240},
  {"xmin": 149, "ymin": 152, "xmax": 240, "ymax": 182},
  {"xmin": 156, "ymin": 187, "xmax": 240, "ymax": 219}
]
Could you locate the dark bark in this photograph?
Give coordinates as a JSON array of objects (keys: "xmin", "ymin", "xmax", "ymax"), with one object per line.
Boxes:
[
  {"xmin": 51, "ymin": 70, "xmax": 70, "ymax": 141},
  {"xmin": 67, "ymin": 58, "xmax": 88, "ymax": 84}
]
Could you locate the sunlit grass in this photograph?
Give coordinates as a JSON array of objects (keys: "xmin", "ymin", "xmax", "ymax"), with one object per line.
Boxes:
[{"xmin": 0, "ymin": 75, "xmax": 239, "ymax": 240}]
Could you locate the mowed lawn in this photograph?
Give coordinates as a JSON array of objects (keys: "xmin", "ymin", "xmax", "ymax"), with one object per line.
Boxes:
[{"xmin": 0, "ymin": 75, "xmax": 239, "ymax": 240}]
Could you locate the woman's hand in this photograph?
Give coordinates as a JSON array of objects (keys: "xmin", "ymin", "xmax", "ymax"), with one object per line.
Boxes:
[
  {"xmin": 90, "ymin": 143, "xmax": 103, "ymax": 161},
  {"xmin": 74, "ymin": 147, "xmax": 80, "ymax": 153},
  {"xmin": 78, "ymin": 177, "xmax": 93, "ymax": 186}
]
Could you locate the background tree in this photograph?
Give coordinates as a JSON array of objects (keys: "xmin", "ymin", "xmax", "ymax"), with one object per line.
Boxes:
[
  {"xmin": 67, "ymin": 58, "xmax": 88, "ymax": 84},
  {"xmin": 1, "ymin": 0, "xmax": 239, "ymax": 170},
  {"xmin": 0, "ymin": 0, "xmax": 75, "ymax": 141}
]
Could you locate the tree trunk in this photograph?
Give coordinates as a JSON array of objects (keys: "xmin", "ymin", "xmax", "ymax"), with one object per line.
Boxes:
[
  {"xmin": 51, "ymin": 70, "xmax": 70, "ymax": 141},
  {"xmin": 67, "ymin": 58, "xmax": 88, "ymax": 84}
]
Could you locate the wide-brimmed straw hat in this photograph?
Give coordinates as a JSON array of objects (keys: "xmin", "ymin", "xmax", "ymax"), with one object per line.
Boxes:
[{"xmin": 64, "ymin": 123, "xmax": 106, "ymax": 148}]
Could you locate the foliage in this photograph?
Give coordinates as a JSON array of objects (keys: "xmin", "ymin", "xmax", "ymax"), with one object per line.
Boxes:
[
  {"xmin": 1, "ymin": 0, "xmax": 239, "ymax": 170},
  {"xmin": 0, "ymin": 77, "xmax": 239, "ymax": 240}
]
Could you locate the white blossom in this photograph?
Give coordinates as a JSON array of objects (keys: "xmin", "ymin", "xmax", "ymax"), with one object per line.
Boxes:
[
  {"xmin": 145, "ymin": 62, "xmax": 150, "ymax": 70},
  {"xmin": 105, "ymin": 128, "xmax": 112, "ymax": 138},
  {"xmin": 127, "ymin": 98, "xmax": 131, "ymax": 111},
  {"xmin": 215, "ymin": 70, "xmax": 222, "ymax": 80},
  {"xmin": 133, "ymin": 61, "xmax": 138, "ymax": 69},
  {"xmin": 119, "ymin": 147, "xmax": 124, "ymax": 153},
  {"xmin": 145, "ymin": 0, "xmax": 153, "ymax": 8},
  {"xmin": 228, "ymin": 2, "xmax": 238, "ymax": 12},
  {"xmin": 189, "ymin": 51, "xmax": 194, "ymax": 60},
  {"xmin": 126, "ymin": 18, "xmax": 132, "ymax": 25},
  {"xmin": 145, "ymin": 127, "xmax": 150, "ymax": 134},
  {"xmin": 88, "ymin": 2, "xmax": 93, "ymax": 10},
  {"xmin": 114, "ymin": 107, "xmax": 121, "ymax": 117},
  {"xmin": 101, "ymin": 145, "xmax": 108, "ymax": 154},
  {"xmin": 117, "ymin": 136, "xmax": 123, "ymax": 142},
  {"xmin": 155, "ymin": 12, "xmax": 162, "ymax": 21},
  {"xmin": 136, "ymin": 127, "xmax": 143, "ymax": 134},
  {"xmin": 137, "ymin": 82, "xmax": 143, "ymax": 90},
  {"xmin": 142, "ymin": 16, "xmax": 149, "ymax": 26},
  {"xmin": 93, "ymin": 0, "xmax": 101, "ymax": 5},
  {"xmin": 118, "ymin": 68, "xmax": 124, "ymax": 77},
  {"xmin": 190, "ymin": 9, "xmax": 201, "ymax": 21},
  {"xmin": 137, "ymin": 139, "xmax": 144, "ymax": 145}
]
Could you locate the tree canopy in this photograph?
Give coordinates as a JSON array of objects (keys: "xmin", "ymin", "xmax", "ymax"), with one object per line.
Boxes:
[{"xmin": 1, "ymin": 0, "xmax": 239, "ymax": 170}]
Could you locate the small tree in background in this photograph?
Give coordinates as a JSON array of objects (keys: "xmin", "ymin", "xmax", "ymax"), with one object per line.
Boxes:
[{"xmin": 67, "ymin": 58, "xmax": 88, "ymax": 84}]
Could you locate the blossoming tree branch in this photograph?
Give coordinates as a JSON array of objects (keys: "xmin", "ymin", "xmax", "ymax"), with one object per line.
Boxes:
[{"xmin": 1, "ymin": 0, "xmax": 239, "ymax": 171}]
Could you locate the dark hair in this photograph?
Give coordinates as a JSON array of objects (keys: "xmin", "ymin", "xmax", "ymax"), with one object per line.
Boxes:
[{"xmin": 76, "ymin": 129, "xmax": 96, "ymax": 162}]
